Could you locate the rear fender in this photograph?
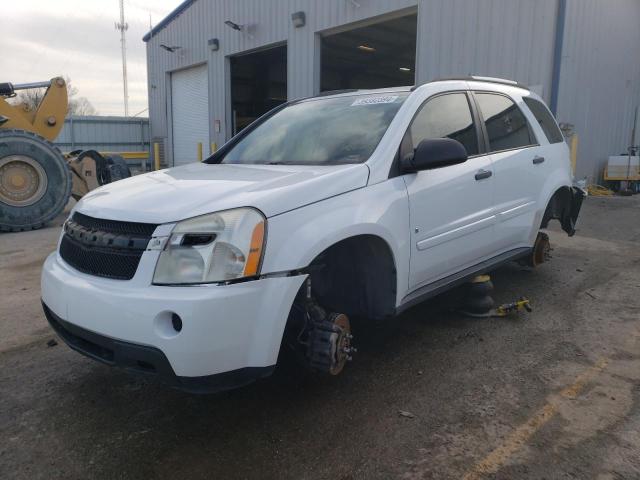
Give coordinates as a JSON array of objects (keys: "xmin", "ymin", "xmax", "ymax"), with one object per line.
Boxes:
[{"xmin": 541, "ymin": 186, "xmax": 585, "ymax": 236}]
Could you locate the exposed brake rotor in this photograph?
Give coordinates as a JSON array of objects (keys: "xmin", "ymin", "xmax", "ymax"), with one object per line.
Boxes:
[
  {"xmin": 530, "ymin": 231, "xmax": 551, "ymax": 267},
  {"xmin": 307, "ymin": 311, "xmax": 354, "ymax": 375},
  {"xmin": 327, "ymin": 313, "xmax": 352, "ymax": 375}
]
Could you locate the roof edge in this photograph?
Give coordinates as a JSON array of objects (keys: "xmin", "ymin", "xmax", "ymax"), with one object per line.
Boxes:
[
  {"xmin": 143, "ymin": 0, "xmax": 197, "ymax": 43},
  {"xmin": 433, "ymin": 76, "xmax": 530, "ymax": 91}
]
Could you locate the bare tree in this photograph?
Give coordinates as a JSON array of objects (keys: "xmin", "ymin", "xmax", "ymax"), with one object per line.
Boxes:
[
  {"xmin": 68, "ymin": 97, "xmax": 97, "ymax": 116},
  {"xmin": 10, "ymin": 77, "xmax": 97, "ymax": 116}
]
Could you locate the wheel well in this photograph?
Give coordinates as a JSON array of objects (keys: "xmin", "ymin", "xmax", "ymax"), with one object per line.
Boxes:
[
  {"xmin": 307, "ymin": 235, "xmax": 397, "ymax": 320},
  {"xmin": 541, "ymin": 186, "xmax": 583, "ymax": 236}
]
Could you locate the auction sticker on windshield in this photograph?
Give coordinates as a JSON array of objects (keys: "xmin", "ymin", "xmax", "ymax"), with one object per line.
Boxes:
[{"xmin": 351, "ymin": 95, "xmax": 399, "ymax": 106}]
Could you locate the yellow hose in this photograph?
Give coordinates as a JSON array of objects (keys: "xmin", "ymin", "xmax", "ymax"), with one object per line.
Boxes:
[{"xmin": 586, "ymin": 184, "xmax": 614, "ymax": 196}]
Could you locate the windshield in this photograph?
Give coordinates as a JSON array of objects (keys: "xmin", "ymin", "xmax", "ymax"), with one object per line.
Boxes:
[{"xmin": 220, "ymin": 93, "xmax": 409, "ymax": 166}]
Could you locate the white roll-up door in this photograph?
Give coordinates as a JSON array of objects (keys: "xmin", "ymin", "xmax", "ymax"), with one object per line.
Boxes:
[{"xmin": 171, "ymin": 65, "xmax": 209, "ymax": 166}]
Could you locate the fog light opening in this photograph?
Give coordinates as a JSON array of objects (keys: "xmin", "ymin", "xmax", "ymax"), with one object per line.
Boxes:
[
  {"xmin": 171, "ymin": 313, "xmax": 183, "ymax": 332},
  {"xmin": 153, "ymin": 311, "xmax": 183, "ymax": 339}
]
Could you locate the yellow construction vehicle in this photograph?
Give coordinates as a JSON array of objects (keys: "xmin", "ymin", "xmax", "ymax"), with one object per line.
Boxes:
[{"xmin": 0, "ymin": 77, "xmax": 130, "ymax": 232}]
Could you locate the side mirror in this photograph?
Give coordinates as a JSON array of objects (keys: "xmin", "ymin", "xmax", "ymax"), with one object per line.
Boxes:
[{"xmin": 401, "ymin": 138, "xmax": 468, "ymax": 173}]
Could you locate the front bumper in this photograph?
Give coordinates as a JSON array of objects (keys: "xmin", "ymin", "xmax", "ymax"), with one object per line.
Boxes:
[
  {"xmin": 43, "ymin": 303, "xmax": 273, "ymax": 393},
  {"xmin": 41, "ymin": 251, "xmax": 306, "ymax": 391}
]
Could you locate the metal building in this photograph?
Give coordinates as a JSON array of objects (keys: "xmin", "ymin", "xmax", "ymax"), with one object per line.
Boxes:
[
  {"xmin": 144, "ymin": 0, "xmax": 640, "ymax": 181},
  {"xmin": 55, "ymin": 115, "xmax": 150, "ymax": 153}
]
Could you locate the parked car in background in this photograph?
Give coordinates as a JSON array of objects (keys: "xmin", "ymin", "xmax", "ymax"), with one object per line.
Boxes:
[{"xmin": 42, "ymin": 77, "xmax": 583, "ymax": 393}]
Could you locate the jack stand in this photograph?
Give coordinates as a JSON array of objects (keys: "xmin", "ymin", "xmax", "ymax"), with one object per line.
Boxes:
[{"xmin": 459, "ymin": 274, "xmax": 533, "ymax": 318}]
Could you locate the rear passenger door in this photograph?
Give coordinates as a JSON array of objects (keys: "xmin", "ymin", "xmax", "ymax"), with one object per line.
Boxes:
[
  {"xmin": 473, "ymin": 92, "xmax": 540, "ymax": 251},
  {"xmin": 403, "ymin": 92, "xmax": 495, "ymax": 290},
  {"xmin": 522, "ymin": 96, "xmax": 566, "ymax": 187}
]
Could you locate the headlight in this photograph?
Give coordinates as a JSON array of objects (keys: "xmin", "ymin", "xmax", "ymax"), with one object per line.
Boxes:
[{"xmin": 153, "ymin": 208, "xmax": 266, "ymax": 285}]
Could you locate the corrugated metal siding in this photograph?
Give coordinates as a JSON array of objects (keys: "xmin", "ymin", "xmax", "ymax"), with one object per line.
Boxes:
[
  {"xmin": 146, "ymin": 0, "xmax": 556, "ymax": 152},
  {"xmin": 286, "ymin": 0, "xmax": 418, "ymax": 99},
  {"xmin": 146, "ymin": 0, "xmax": 418, "ymax": 164},
  {"xmin": 55, "ymin": 116, "xmax": 149, "ymax": 153},
  {"xmin": 147, "ymin": 0, "xmax": 640, "ymax": 178},
  {"xmin": 416, "ymin": 0, "xmax": 558, "ymax": 100},
  {"xmin": 557, "ymin": 0, "xmax": 640, "ymax": 181}
]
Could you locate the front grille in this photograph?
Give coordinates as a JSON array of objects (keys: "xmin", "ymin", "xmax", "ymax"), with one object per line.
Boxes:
[
  {"xmin": 72, "ymin": 211, "xmax": 158, "ymax": 236},
  {"xmin": 59, "ymin": 212, "xmax": 158, "ymax": 280}
]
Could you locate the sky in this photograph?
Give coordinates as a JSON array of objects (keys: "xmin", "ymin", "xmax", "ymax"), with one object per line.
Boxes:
[{"xmin": 3, "ymin": 0, "xmax": 180, "ymax": 116}]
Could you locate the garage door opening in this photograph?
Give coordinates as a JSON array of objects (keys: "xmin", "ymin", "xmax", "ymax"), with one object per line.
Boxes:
[
  {"xmin": 230, "ymin": 44, "xmax": 287, "ymax": 135},
  {"xmin": 321, "ymin": 14, "xmax": 417, "ymax": 92}
]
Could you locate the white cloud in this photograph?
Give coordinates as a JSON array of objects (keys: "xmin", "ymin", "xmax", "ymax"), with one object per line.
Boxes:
[{"xmin": 4, "ymin": 0, "xmax": 179, "ymax": 116}]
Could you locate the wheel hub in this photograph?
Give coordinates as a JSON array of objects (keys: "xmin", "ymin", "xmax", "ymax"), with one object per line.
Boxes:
[
  {"xmin": 0, "ymin": 155, "xmax": 48, "ymax": 207},
  {"xmin": 531, "ymin": 232, "xmax": 551, "ymax": 267},
  {"xmin": 306, "ymin": 310, "xmax": 354, "ymax": 376}
]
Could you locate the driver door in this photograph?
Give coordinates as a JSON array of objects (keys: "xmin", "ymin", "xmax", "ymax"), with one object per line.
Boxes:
[{"xmin": 403, "ymin": 92, "xmax": 496, "ymax": 290}]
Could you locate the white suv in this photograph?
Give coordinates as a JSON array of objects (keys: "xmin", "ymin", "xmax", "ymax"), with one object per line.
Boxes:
[{"xmin": 42, "ymin": 77, "xmax": 584, "ymax": 393}]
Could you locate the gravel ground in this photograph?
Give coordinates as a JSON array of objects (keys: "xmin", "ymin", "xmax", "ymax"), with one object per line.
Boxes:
[{"xmin": 1, "ymin": 195, "xmax": 639, "ymax": 479}]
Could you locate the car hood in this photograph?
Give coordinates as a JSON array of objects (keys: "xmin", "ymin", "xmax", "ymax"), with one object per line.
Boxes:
[{"xmin": 75, "ymin": 162, "xmax": 370, "ymax": 224}]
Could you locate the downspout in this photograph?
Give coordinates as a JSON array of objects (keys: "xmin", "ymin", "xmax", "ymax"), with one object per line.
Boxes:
[{"xmin": 550, "ymin": 0, "xmax": 567, "ymax": 116}]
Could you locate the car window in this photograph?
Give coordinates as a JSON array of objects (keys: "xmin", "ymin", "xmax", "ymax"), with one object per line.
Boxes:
[
  {"xmin": 523, "ymin": 97, "xmax": 564, "ymax": 144},
  {"xmin": 408, "ymin": 93, "xmax": 479, "ymax": 156},
  {"xmin": 475, "ymin": 93, "xmax": 534, "ymax": 152},
  {"xmin": 218, "ymin": 93, "xmax": 409, "ymax": 166}
]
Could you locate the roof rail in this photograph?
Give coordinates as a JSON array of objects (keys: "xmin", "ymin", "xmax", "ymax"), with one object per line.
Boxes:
[
  {"xmin": 316, "ymin": 88, "xmax": 360, "ymax": 97},
  {"xmin": 431, "ymin": 76, "xmax": 530, "ymax": 91}
]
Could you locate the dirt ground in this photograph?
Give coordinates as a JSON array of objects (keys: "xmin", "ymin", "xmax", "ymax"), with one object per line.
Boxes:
[{"xmin": 1, "ymin": 196, "xmax": 639, "ymax": 479}]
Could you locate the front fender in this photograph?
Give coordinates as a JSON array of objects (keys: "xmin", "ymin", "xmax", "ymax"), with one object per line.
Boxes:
[{"xmin": 262, "ymin": 177, "xmax": 410, "ymax": 306}]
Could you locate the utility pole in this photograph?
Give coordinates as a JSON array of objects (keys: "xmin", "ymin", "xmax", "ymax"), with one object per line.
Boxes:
[{"xmin": 115, "ymin": 0, "xmax": 129, "ymax": 116}]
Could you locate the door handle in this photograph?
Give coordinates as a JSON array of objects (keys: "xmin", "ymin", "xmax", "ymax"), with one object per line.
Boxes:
[
  {"xmin": 533, "ymin": 156, "xmax": 545, "ymax": 165},
  {"xmin": 475, "ymin": 169, "xmax": 493, "ymax": 181}
]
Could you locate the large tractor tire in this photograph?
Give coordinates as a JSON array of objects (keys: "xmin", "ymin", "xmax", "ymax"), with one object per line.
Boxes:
[{"xmin": 0, "ymin": 129, "xmax": 72, "ymax": 232}]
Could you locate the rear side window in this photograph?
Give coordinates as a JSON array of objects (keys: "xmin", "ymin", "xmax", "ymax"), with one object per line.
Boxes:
[
  {"xmin": 523, "ymin": 97, "xmax": 564, "ymax": 144},
  {"xmin": 408, "ymin": 93, "xmax": 479, "ymax": 156},
  {"xmin": 475, "ymin": 93, "xmax": 534, "ymax": 152}
]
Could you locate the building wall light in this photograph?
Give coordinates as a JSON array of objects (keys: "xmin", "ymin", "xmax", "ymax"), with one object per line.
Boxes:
[
  {"xmin": 291, "ymin": 11, "xmax": 306, "ymax": 28},
  {"xmin": 208, "ymin": 38, "xmax": 219, "ymax": 51},
  {"xmin": 224, "ymin": 20, "xmax": 243, "ymax": 31}
]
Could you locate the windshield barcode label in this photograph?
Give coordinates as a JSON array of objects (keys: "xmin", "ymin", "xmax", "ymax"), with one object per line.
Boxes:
[{"xmin": 351, "ymin": 95, "xmax": 399, "ymax": 106}]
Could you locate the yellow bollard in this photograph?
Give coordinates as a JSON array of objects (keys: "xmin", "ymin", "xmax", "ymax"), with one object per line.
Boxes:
[
  {"xmin": 569, "ymin": 134, "xmax": 578, "ymax": 177},
  {"xmin": 153, "ymin": 142, "xmax": 160, "ymax": 171},
  {"xmin": 197, "ymin": 142, "xmax": 203, "ymax": 161},
  {"xmin": 210, "ymin": 142, "xmax": 217, "ymax": 154}
]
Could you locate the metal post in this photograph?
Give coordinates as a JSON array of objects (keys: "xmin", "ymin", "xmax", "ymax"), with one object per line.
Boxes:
[
  {"xmin": 550, "ymin": 0, "xmax": 567, "ymax": 115},
  {"xmin": 154, "ymin": 142, "xmax": 161, "ymax": 170},
  {"xmin": 140, "ymin": 119, "xmax": 145, "ymax": 171},
  {"xmin": 210, "ymin": 142, "xmax": 217, "ymax": 154},
  {"xmin": 197, "ymin": 142, "xmax": 203, "ymax": 161},
  {"xmin": 69, "ymin": 117, "xmax": 75, "ymax": 149}
]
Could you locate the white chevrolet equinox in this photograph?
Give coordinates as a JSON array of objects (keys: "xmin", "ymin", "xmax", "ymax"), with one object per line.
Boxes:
[{"xmin": 42, "ymin": 77, "xmax": 584, "ymax": 393}]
